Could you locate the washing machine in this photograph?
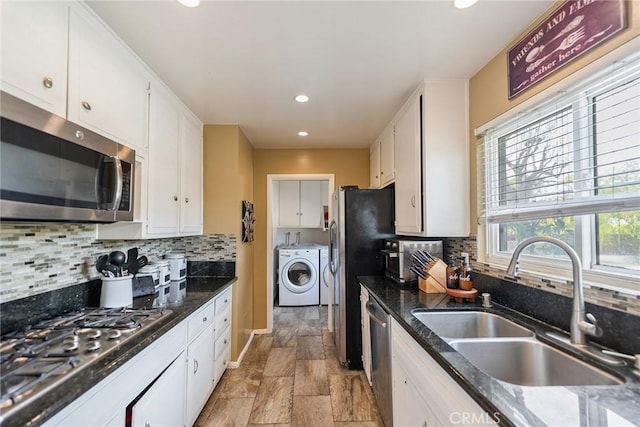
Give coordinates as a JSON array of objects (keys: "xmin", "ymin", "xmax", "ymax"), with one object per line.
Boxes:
[
  {"xmin": 278, "ymin": 247, "xmax": 320, "ymax": 306},
  {"xmin": 319, "ymin": 246, "xmax": 329, "ymax": 305}
]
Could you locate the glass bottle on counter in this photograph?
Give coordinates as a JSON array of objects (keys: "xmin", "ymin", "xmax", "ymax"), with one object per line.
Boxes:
[
  {"xmin": 458, "ymin": 258, "xmax": 473, "ymax": 291},
  {"xmin": 445, "ymin": 255, "xmax": 459, "ymax": 289}
]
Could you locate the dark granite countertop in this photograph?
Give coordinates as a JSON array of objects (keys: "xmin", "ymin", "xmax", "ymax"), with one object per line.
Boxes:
[
  {"xmin": 2, "ymin": 276, "xmax": 236, "ymax": 427},
  {"xmin": 359, "ymin": 276, "xmax": 640, "ymax": 427}
]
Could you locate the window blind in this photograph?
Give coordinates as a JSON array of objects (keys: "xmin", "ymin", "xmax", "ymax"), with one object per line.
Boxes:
[{"xmin": 481, "ymin": 52, "xmax": 640, "ymax": 224}]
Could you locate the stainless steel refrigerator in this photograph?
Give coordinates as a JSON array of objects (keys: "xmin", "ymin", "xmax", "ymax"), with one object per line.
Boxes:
[{"xmin": 329, "ymin": 186, "xmax": 395, "ymax": 369}]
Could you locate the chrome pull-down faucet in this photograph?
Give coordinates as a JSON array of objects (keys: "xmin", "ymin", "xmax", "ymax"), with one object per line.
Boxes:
[
  {"xmin": 507, "ymin": 236, "xmax": 623, "ymax": 365},
  {"xmin": 507, "ymin": 236, "xmax": 600, "ymax": 345}
]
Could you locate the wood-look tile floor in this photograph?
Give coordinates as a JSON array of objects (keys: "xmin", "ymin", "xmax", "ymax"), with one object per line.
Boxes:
[{"xmin": 195, "ymin": 305, "xmax": 383, "ymax": 427}]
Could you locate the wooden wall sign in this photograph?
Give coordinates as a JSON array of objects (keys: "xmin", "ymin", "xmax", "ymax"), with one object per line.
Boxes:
[{"xmin": 508, "ymin": 0, "xmax": 626, "ymax": 99}]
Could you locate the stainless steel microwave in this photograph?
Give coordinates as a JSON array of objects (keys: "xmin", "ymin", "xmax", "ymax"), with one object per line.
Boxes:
[{"xmin": 1, "ymin": 91, "xmax": 135, "ymax": 223}]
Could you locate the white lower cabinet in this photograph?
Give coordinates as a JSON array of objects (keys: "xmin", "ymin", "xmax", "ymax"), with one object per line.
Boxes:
[
  {"xmin": 186, "ymin": 323, "xmax": 215, "ymax": 426},
  {"xmin": 391, "ymin": 318, "xmax": 496, "ymax": 426},
  {"xmin": 131, "ymin": 351, "xmax": 186, "ymax": 427}
]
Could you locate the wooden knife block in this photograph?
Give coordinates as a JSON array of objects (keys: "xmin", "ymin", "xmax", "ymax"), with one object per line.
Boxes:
[{"xmin": 418, "ymin": 258, "xmax": 447, "ymax": 294}]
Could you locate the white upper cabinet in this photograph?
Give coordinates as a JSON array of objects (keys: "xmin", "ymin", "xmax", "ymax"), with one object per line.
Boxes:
[
  {"xmin": 379, "ymin": 126, "xmax": 395, "ymax": 187},
  {"xmin": 278, "ymin": 180, "xmax": 325, "ymax": 228},
  {"xmin": 147, "ymin": 82, "xmax": 181, "ymax": 236},
  {"xmin": 68, "ymin": 5, "xmax": 148, "ymax": 155},
  {"xmin": 377, "ymin": 79, "xmax": 469, "ymax": 237},
  {"xmin": 180, "ymin": 110, "xmax": 204, "ymax": 234},
  {"xmin": 394, "ymin": 95, "xmax": 422, "ymax": 234},
  {"xmin": 0, "ymin": 1, "xmax": 69, "ymax": 117},
  {"xmin": 146, "ymin": 80, "xmax": 203, "ymax": 238},
  {"xmin": 370, "ymin": 141, "xmax": 381, "ymax": 189},
  {"xmin": 369, "ymin": 126, "xmax": 394, "ymax": 189}
]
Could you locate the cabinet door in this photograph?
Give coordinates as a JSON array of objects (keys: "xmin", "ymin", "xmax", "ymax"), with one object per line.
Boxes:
[
  {"xmin": 379, "ymin": 127, "xmax": 395, "ymax": 186},
  {"xmin": 392, "ymin": 355, "xmax": 436, "ymax": 427},
  {"xmin": 370, "ymin": 141, "xmax": 381, "ymax": 189},
  {"xmin": 180, "ymin": 110, "xmax": 203, "ymax": 234},
  {"xmin": 278, "ymin": 181, "xmax": 301, "ymax": 227},
  {"xmin": 394, "ymin": 95, "xmax": 423, "ymax": 235},
  {"xmin": 147, "ymin": 83, "xmax": 181, "ymax": 235},
  {"xmin": 0, "ymin": 1, "xmax": 68, "ymax": 117},
  {"xmin": 299, "ymin": 180, "xmax": 323, "ymax": 228},
  {"xmin": 68, "ymin": 6, "xmax": 148, "ymax": 153},
  {"xmin": 131, "ymin": 352, "xmax": 186, "ymax": 427},
  {"xmin": 186, "ymin": 326, "xmax": 215, "ymax": 427}
]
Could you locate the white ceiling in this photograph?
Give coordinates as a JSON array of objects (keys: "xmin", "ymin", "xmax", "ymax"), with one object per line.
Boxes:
[{"xmin": 87, "ymin": 0, "xmax": 554, "ymax": 149}]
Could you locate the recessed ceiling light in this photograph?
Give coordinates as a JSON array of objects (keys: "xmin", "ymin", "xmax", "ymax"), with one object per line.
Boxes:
[
  {"xmin": 295, "ymin": 95, "xmax": 309, "ymax": 103},
  {"xmin": 454, "ymin": 0, "xmax": 478, "ymax": 9},
  {"xmin": 298, "ymin": 131, "xmax": 309, "ymax": 136},
  {"xmin": 178, "ymin": 0, "xmax": 200, "ymax": 7}
]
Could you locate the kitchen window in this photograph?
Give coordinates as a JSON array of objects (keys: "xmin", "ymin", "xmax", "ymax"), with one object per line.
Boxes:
[{"xmin": 481, "ymin": 52, "xmax": 640, "ymax": 292}]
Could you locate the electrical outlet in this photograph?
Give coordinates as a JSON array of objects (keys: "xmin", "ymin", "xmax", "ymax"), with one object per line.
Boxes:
[{"xmin": 461, "ymin": 252, "xmax": 469, "ymax": 265}]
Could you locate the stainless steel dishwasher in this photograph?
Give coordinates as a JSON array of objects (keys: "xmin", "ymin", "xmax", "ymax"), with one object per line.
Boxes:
[{"xmin": 366, "ymin": 295, "xmax": 392, "ymax": 426}]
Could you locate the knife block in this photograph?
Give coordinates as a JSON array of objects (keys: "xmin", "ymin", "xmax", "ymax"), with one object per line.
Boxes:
[{"xmin": 418, "ymin": 258, "xmax": 447, "ymax": 293}]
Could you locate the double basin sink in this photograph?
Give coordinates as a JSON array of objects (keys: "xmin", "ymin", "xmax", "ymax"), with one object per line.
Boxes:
[{"xmin": 412, "ymin": 310, "xmax": 623, "ymax": 387}]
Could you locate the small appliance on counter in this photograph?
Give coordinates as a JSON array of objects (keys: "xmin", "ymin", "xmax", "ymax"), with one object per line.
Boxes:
[
  {"xmin": 381, "ymin": 238, "xmax": 443, "ymax": 284},
  {"xmin": 165, "ymin": 253, "xmax": 187, "ymax": 281},
  {"xmin": 167, "ymin": 278, "xmax": 187, "ymax": 306}
]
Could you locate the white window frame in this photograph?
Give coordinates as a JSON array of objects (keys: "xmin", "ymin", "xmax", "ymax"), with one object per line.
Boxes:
[{"xmin": 479, "ymin": 47, "xmax": 640, "ymax": 295}]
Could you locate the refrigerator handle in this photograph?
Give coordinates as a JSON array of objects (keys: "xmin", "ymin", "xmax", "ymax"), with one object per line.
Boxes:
[{"xmin": 329, "ymin": 219, "xmax": 338, "ymax": 274}]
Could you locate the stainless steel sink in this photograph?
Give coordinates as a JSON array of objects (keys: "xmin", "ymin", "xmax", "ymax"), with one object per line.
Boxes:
[
  {"xmin": 411, "ymin": 310, "xmax": 534, "ymax": 339},
  {"xmin": 449, "ymin": 339, "xmax": 624, "ymax": 386}
]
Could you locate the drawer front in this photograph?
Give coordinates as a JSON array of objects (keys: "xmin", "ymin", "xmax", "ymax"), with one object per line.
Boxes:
[
  {"xmin": 214, "ymin": 287, "xmax": 232, "ymax": 315},
  {"xmin": 187, "ymin": 300, "xmax": 214, "ymax": 342},
  {"xmin": 214, "ymin": 345, "xmax": 231, "ymax": 383},
  {"xmin": 214, "ymin": 306, "xmax": 231, "ymax": 339},
  {"xmin": 215, "ymin": 325, "xmax": 232, "ymax": 360}
]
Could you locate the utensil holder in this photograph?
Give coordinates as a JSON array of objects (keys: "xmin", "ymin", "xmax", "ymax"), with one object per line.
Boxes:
[{"xmin": 100, "ymin": 275, "xmax": 133, "ymax": 308}]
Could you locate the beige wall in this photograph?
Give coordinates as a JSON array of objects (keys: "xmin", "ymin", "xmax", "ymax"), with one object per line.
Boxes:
[
  {"xmin": 468, "ymin": 0, "xmax": 640, "ymax": 233},
  {"xmin": 203, "ymin": 125, "xmax": 254, "ymax": 360},
  {"xmin": 252, "ymin": 148, "xmax": 370, "ymax": 328}
]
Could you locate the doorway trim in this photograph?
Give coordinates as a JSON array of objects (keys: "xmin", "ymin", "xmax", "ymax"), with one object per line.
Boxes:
[{"xmin": 266, "ymin": 173, "xmax": 335, "ymax": 333}]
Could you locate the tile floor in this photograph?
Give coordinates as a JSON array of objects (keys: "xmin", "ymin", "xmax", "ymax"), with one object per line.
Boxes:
[{"xmin": 194, "ymin": 305, "xmax": 382, "ymax": 426}]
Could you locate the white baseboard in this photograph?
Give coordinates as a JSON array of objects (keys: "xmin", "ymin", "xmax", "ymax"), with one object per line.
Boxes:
[{"xmin": 227, "ymin": 330, "xmax": 258, "ymax": 368}]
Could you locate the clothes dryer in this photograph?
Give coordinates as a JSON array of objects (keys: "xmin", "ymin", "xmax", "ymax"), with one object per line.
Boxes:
[{"xmin": 278, "ymin": 247, "xmax": 320, "ymax": 306}]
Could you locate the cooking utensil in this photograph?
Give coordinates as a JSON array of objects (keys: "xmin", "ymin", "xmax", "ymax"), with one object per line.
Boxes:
[
  {"xmin": 124, "ymin": 247, "xmax": 139, "ymax": 272},
  {"xmin": 96, "ymin": 254, "xmax": 108, "ymax": 275},
  {"xmin": 109, "ymin": 251, "xmax": 126, "ymax": 267},
  {"xmin": 525, "ymin": 14, "xmax": 584, "ymax": 63},
  {"xmin": 102, "ymin": 263, "xmax": 121, "ymax": 278},
  {"xmin": 129, "ymin": 256, "xmax": 149, "ymax": 276}
]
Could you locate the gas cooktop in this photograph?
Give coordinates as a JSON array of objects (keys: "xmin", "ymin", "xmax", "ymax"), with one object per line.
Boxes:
[{"xmin": 0, "ymin": 307, "xmax": 171, "ymax": 422}]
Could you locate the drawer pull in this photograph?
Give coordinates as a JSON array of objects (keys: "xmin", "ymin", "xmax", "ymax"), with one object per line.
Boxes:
[
  {"xmin": 224, "ymin": 318, "xmax": 228, "ymax": 323},
  {"xmin": 203, "ymin": 316, "xmax": 208, "ymax": 322},
  {"xmin": 194, "ymin": 359, "xmax": 199, "ymax": 374},
  {"xmin": 42, "ymin": 77, "xmax": 53, "ymax": 88},
  {"xmin": 81, "ymin": 101, "xmax": 91, "ymax": 111},
  {"xmin": 224, "ymin": 299, "xmax": 228, "ymax": 303},
  {"xmin": 224, "ymin": 339, "xmax": 228, "ymax": 345}
]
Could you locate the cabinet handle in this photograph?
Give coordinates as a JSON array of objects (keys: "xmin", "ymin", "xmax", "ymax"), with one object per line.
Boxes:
[
  {"xmin": 380, "ymin": 171, "xmax": 384, "ymax": 175},
  {"xmin": 224, "ymin": 339, "xmax": 228, "ymax": 345},
  {"xmin": 410, "ymin": 195, "xmax": 415, "ymax": 207},
  {"xmin": 224, "ymin": 318, "xmax": 228, "ymax": 323},
  {"xmin": 194, "ymin": 359, "xmax": 199, "ymax": 374},
  {"xmin": 185, "ymin": 197, "xmax": 189, "ymax": 203},
  {"xmin": 422, "ymin": 422, "xmax": 428, "ymax": 427},
  {"xmin": 145, "ymin": 423, "xmax": 151, "ymax": 427},
  {"xmin": 81, "ymin": 101, "xmax": 92, "ymax": 111},
  {"xmin": 203, "ymin": 316, "xmax": 208, "ymax": 322},
  {"xmin": 174, "ymin": 195, "xmax": 178, "ymax": 201},
  {"xmin": 42, "ymin": 77, "xmax": 53, "ymax": 88},
  {"xmin": 75, "ymin": 130, "xmax": 85, "ymax": 140},
  {"xmin": 224, "ymin": 299, "xmax": 228, "ymax": 303}
]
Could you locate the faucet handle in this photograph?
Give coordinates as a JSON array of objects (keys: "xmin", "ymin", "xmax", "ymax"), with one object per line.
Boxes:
[{"xmin": 585, "ymin": 313, "xmax": 603, "ymax": 337}]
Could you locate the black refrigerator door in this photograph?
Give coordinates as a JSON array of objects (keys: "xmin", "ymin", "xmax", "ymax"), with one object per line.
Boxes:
[{"xmin": 343, "ymin": 187, "xmax": 394, "ymax": 369}]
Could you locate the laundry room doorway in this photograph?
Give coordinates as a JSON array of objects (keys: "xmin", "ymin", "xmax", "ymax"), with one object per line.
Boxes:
[{"xmin": 266, "ymin": 174, "xmax": 334, "ymax": 333}]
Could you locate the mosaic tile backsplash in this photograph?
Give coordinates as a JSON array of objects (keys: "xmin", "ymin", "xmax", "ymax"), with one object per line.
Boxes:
[
  {"xmin": 444, "ymin": 235, "xmax": 640, "ymax": 316},
  {"xmin": 0, "ymin": 223, "xmax": 236, "ymax": 304}
]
